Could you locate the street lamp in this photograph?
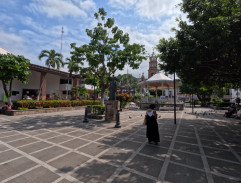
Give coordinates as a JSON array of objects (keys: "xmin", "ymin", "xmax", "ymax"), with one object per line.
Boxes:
[{"xmin": 173, "ymin": 69, "xmax": 177, "ymax": 125}]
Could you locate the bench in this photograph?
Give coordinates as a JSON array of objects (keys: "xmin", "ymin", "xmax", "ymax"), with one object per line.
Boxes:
[{"xmin": 159, "ymin": 106, "xmax": 175, "ymax": 111}]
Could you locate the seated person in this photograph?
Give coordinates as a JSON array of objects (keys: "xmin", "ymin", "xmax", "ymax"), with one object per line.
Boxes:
[
  {"xmin": 224, "ymin": 105, "xmax": 236, "ymax": 118},
  {"xmin": 0, "ymin": 103, "xmax": 11, "ymax": 113}
]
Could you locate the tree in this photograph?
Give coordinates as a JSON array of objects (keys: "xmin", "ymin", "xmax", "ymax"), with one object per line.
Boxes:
[
  {"xmin": 0, "ymin": 53, "xmax": 31, "ymax": 105},
  {"xmin": 39, "ymin": 49, "xmax": 63, "ymax": 70},
  {"xmin": 68, "ymin": 8, "xmax": 146, "ymax": 105},
  {"xmin": 116, "ymin": 74, "xmax": 140, "ymax": 94},
  {"xmin": 70, "ymin": 86, "xmax": 87, "ymax": 100},
  {"xmin": 157, "ymin": 0, "xmax": 241, "ymax": 88}
]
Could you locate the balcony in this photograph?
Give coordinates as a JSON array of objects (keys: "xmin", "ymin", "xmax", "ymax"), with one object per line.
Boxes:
[{"xmin": 59, "ymin": 84, "xmax": 72, "ymax": 90}]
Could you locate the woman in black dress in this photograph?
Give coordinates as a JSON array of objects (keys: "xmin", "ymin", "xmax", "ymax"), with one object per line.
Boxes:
[{"xmin": 146, "ymin": 104, "xmax": 160, "ymax": 145}]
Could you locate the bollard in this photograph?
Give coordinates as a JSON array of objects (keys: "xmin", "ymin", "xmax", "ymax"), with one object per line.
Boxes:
[
  {"xmin": 83, "ymin": 106, "xmax": 89, "ymax": 123},
  {"xmin": 114, "ymin": 110, "xmax": 121, "ymax": 128}
]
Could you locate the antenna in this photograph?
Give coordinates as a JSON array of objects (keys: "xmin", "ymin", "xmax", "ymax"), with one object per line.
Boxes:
[{"xmin": 60, "ymin": 26, "xmax": 64, "ymax": 54}]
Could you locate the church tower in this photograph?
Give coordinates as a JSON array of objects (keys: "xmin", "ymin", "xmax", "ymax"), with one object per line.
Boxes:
[{"xmin": 148, "ymin": 52, "xmax": 158, "ymax": 78}]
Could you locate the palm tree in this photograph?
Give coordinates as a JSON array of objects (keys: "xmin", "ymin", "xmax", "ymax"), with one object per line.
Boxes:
[
  {"xmin": 64, "ymin": 57, "xmax": 81, "ymax": 75},
  {"xmin": 39, "ymin": 49, "xmax": 63, "ymax": 70}
]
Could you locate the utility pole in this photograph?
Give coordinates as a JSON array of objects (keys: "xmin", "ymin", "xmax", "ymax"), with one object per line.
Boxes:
[
  {"xmin": 60, "ymin": 26, "xmax": 64, "ymax": 54},
  {"xmin": 174, "ymin": 70, "xmax": 177, "ymax": 125}
]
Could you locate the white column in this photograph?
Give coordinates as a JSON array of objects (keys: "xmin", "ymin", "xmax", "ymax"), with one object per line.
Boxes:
[{"xmin": 162, "ymin": 82, "xmax": 164, "ymax": 97}]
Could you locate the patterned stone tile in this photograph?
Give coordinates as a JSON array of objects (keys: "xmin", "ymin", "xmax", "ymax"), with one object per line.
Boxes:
[
  {"xmin": 72, "ymin": 160, "xmax": 117, "ymax": 183},
  {"xmin": 0, "ymin": 157, "xmax": 37, "ymax": 182},
  {"xmin": 48, "ymin": 152, "xmax": 90, "ymax": 173},
  {"xmin": 164, "ymin": 163, "xmax": 207, "ymax": 183},
  {"xmin": 6, "ymin": 166, "xmax": 59, "ymax": 183},
  {"xmin": 126, "ymin": 154, "xmax": 164, "ymax": 178}
]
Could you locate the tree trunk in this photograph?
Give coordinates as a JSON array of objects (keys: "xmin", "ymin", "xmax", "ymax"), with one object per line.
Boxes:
[
  {"xmin": 7, "ymin": 97, "xmax": 12, "ymax": 106},
  {"xmin": 100, "ymin": 89, "xmax": 105, "ymax": 106},
  {"xmin": 37, "ymin": 73, "xmax": 46, "ymax": 101},
  {"xmin": 2, "ymin": 80, "xmax": 12, "ymax": 105}
]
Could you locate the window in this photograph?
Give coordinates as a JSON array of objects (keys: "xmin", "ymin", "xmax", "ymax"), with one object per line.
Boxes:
[
  {"xmin": 12, "ymin": 91, "xmax": 19, "ymax": 96},
  {"xmin": 62, "ymin": 91, "xmax": 70, "ymax": 95},
  {"xmin": 60, "ymin": 79, "xmax": 72, "ymax": 84}
]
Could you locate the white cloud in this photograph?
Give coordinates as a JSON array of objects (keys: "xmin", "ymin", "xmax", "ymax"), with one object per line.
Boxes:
[
  {"xmin": 79, "ymin": 0, "xmax": 96, "ymax": 11},
  {"xmin": 115, "ymin": 14, "xmax": 179, "ymax": 78},
  {"xmin": 0, "ymin": 29, "xmax": 24, "ymax": 51},
  {"xmin": 19, "ymin": 16, "xmax": 67, "ymax": 38},
  {"xmin": 26, "ymin": 0, "xmax": 88, "ymax": 18},
  {"xmin": 136, "ymin": 0, "xmax": 181, "ymax": 19},
  {"xmin": 0, "ymin": 29, "xmax": 40, "ymax": 64},
  {"xmin": 108, "ymin": 0, "xmax": 137, "ymax": 9},
  {"xmin": 108, "ymin": 0, "xmax": 182, "ymax": 20}
]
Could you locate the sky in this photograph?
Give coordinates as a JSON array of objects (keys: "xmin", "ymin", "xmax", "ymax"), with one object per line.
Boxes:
[{"xmin": 0, "ymin": 0, "xmax": 184, "ymax": 78}]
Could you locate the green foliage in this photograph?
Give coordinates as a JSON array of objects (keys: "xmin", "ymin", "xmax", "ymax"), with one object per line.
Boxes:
[
  {"xmin": 39, "ymin": 49, "xmax": 63, "ymax": 70},
  {"xmin": 70, "ymin": 86, "xmax": 87, "ymax": 99},
  {"xmin": 67, "ymin": 8, "xmax": 146, "ymax": 105},
  {"xmin": 157, "ymin": 0, "xmax": 241, "ymax": 89},
  {"xmin": 134, "ymin": 93, "xmax": 144, "ymax": 100},
  {"xmin": 17, "ymin": 107, "xmax": 29, "ymax": 110},
  {"xmin": 216, "ymin": 102, "xmax": 234, "ymax": 107},
  {"xmin": 14, "ymin": 100, "xmax": 100, "ymax": 109},
  {"xmin": 89, "ymin": 105, "xmax": 105, "ymax": 115},
  {"xmin": 116, "ymin": 74, "xmax": 140, "ymax": 93},
  {"xmin": 0, "ymin": 53, "xmax": 31, "ymax": 105}
]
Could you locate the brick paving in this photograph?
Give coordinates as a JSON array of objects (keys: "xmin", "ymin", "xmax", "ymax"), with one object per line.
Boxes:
[{"xmin": 0, "ymin": 107, "xmax": 241, "ymax": 183}]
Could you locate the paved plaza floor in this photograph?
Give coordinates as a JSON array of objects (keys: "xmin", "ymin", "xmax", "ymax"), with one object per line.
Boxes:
[{"xmin": 0, "ymin": 106, "xmax": 241, "ymax": 183}]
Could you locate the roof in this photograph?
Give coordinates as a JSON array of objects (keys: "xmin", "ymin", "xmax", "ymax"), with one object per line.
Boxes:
[
  {"xmin": 30, "ymin": 63, "xmax": 81, "ymax": 78},
  {"xmin": 147, "ymin": 72, "xmax": 173, "ymax": 82},
  {"xmin": 0, "ymin": 46, "xmax": 13, "ymax": 55}
]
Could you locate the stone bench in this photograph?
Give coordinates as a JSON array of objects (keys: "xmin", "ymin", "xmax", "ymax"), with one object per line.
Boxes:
[{"xmin": 159, "ymin": 106, "xmax": 177, "ymax": 111}]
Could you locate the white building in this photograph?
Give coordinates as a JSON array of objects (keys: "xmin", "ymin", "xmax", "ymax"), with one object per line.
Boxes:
[
  {"xmin": 223, "ymin": 89, "xmax": 241, "ymax": 103},
  {"xmin": 0, "ymin": 46, "xmax": 84, "ymax": 102}
]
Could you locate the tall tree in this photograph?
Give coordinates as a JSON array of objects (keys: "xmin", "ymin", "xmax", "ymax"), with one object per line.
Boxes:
[
  {"xmin": 68, "ymin": 8, "xmax": 146, "ymax": 105},
  {"xmin": 39, "ymin": 49, "xmax": 63, "ymax": 70},
  {"xmin": 0, "ymin": 53, "xmax": 31, "ymax": 105},
  {"xmin": 116, "ymin": 74, "xmax": 140, "ymax": 94},
  {"xmin": 157, "ymin": 0, "xmax": 241, "ymax": 85}
]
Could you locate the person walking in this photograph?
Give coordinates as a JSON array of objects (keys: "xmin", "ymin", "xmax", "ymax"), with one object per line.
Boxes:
[{"xmin": 146, "ymin": 104, "xmax": 160, "ymax": 145}]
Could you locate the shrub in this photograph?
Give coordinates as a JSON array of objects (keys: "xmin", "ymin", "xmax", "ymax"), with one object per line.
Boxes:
[
  {"xmin": 17, "ymin": 107, "xmax": 29, "ymax": 110},
  {"xmin": 14, "ymin": 100, "xmax": 101, "ymax": 110},
  {"xmin": 217, "ymin": 102, "xmax": 234, "ymax": 107},
  {"xmin": 89, "ymin": 105, "xmax": 105, "ymax": 115},
  {"xmin": 116, "ymin": 93, "xmax": 130, "ymax": 102}
]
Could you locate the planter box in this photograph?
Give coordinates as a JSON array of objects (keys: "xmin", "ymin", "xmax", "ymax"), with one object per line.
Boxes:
[
  {"xmin": 4, "ymin": 106, "xmax": 86, "ymax": 116},
  {"xmin": 87, "ymin": 113, "xmax": 105, "ymax": 119}
]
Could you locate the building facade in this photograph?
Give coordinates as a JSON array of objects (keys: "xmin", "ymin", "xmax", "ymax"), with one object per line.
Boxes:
[
  {"xmin": 0, "ymin": 47, "xmax": 83, "ymax": 102},
  {"xmin": 148, "ymin": 52, "xmax": 158, "ymax": 78}
]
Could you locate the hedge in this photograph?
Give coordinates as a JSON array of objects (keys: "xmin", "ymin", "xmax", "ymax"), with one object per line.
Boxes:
[
  {"xmin": 14, "ymin": 100, "xmax": 100, "ymax": 109},
  {"xmin": 88, "ymin": 105, "xmax": 105, "ymax": 115}
]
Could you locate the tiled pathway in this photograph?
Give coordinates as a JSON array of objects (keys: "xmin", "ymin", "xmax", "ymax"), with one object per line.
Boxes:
[{"xmin": 0, "ymin": 106, "xmax": 240, "ymax": 183}]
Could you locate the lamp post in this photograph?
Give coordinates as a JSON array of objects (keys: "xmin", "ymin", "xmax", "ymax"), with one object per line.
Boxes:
[
  {"xmin": 173, "ymin": 70, "xmax": 177, "ymax": 125},
  {"xmin": 83, "ymin": 106, "xmax": 89, "ymax": 123},
  {"xmin": 114, "ymin": 110, "xmax": 121, "ymax": 128}
]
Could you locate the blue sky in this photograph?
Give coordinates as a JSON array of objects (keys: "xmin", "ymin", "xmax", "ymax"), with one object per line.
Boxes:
[{"xmin": 0, "ymin": 0, "xmax": 183, "ymax": 78}]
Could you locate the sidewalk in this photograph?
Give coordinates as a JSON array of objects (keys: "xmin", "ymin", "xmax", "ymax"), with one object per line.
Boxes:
[{"xmin": 0, "ymin": 107, "xmax": 240, "ymax": 183}]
